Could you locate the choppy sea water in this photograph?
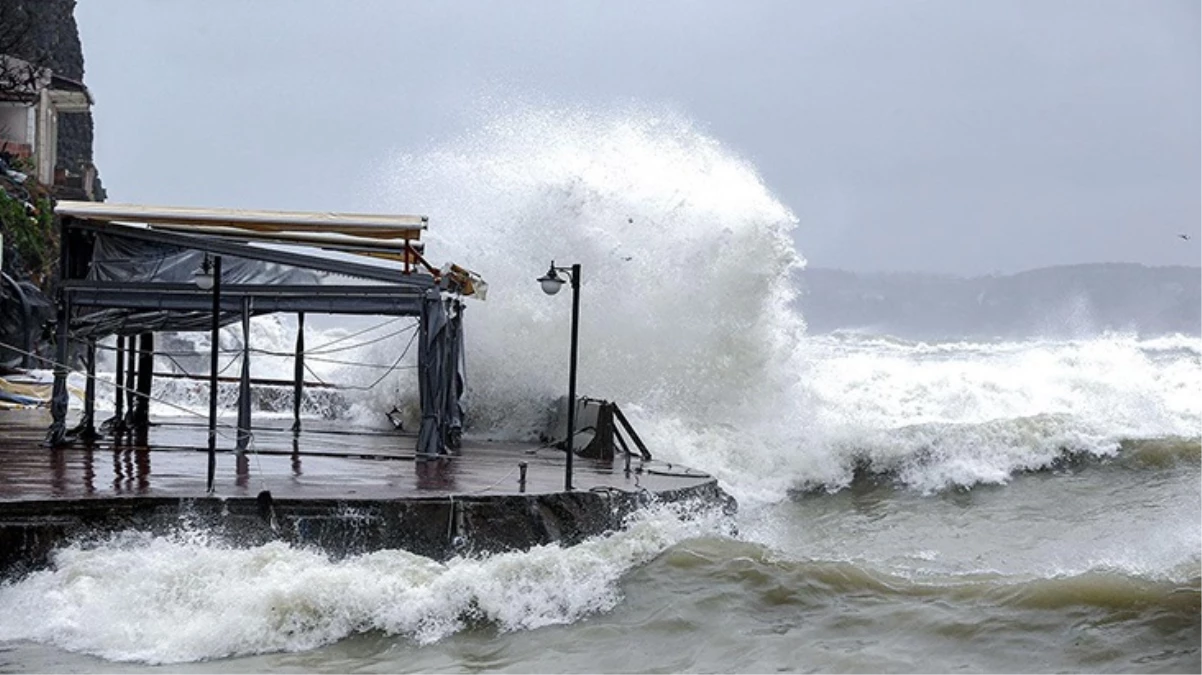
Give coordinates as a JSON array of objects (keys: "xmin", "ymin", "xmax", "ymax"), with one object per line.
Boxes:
[
  {"xmin": 1, "ymin": 105, "xmax": 1198, "ymax": 672},
  {"xmin": 0, "ymin": 428, "xmax": 1196, "ymax": 673}
]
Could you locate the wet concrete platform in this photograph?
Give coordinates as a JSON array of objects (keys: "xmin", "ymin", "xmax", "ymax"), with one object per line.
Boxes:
[{"xmin": 0, "ymin": 410, "xmax": 731, "ymax": 574}]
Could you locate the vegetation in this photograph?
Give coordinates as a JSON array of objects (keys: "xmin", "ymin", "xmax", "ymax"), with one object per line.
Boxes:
[
  {"xmin": 1, "ymin": 0, "xmax": 58, "ymax": 292},
  {"xmin": 0, "ymin": 187, "xmax": 56, "ymax": 288}
]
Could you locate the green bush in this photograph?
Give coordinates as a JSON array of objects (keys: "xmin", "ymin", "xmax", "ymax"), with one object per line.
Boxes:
[{"xmin": 0, "ymin": 190, "xmax": 56, "ymax": 287}]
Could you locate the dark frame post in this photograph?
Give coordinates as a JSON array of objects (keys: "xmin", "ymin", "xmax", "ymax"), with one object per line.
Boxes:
[
  {"xmin": 132, "ymin": 332, "xmax": 154, "ymax": 428},
  {"xmin": 123, "ymin": 336, "xmax": 136, "ymax": 425},
  {"xmin": 235, "ymin": 295, "xmax": 252, "ymax": 452},
  {"xmin": 113, "ymin": 335, "xmax": 125, "ymax": 429},
  {"xmin": 80, "ymin": 338, "xmax": 96, "ymax": 440},
  {"xmin": 291, "ymin": 312, "xmax": 304, "ymax": 433},
  {"xmin": 206, "ymin": 255, "xmax": 222, "ymax": 493},
  {"xmin": 45, "ymin": 215, "xmax": 72, "ymax": 447},
  {"xmin": 564, "ymin": 263, "xmax": 581, "ymax": 491}
]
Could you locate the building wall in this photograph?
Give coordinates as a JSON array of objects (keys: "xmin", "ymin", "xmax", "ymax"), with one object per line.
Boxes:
[{"xmin": 0, "ymin": 103, "xmax": 31, "ymax": 144}]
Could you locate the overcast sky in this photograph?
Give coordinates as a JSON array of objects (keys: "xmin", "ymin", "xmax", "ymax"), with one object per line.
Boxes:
[{"xmin": 75, "ymin": 0, "xmax": 1200, "ymax": 275}]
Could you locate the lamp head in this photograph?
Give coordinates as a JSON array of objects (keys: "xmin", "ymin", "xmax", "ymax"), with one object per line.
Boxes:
[
  {"xmin": 193, "ymin": 253, "xmax": 215, "ymax": 290},
  {"xmin": 537, "ymin": 263, "xmax": 565, "ymax": 296}
]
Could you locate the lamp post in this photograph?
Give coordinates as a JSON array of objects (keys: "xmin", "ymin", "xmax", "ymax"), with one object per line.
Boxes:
[
  {"xmin": 537, "ymin": 261, "xmax": 581, "ymax": 491},
  {"xmin": 194, "ymin": 253, "xmax": 221, "ymax": 493}
]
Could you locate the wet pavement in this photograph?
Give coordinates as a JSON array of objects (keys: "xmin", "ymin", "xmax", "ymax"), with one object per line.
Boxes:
[{"xmin": 0, "ymin": 409, "xmax": 715, "ymax": 503}]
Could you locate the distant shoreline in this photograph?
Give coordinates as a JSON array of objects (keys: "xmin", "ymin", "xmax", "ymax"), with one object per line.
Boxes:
[{"xmin": 794, "ymin": 262, "xmax": 1201, "ymax": 340}]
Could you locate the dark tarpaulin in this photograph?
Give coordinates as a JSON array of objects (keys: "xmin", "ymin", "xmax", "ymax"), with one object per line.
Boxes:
[
  {"xmin": 417, "ymin": 290, "xmax": 448, "ymax": 457},
  {"xmin": 73, "ymin": 232, "xmax": 324, "ymax": 339},
  {"xmin": 71, "ymin": 308, "xmax": 243, "ymax": 338},
  {"xmin": 444, "ymin": 302, "xmax": 465, "ymax": 450},
  {"xmin": 89, "ymin": 232, "xmax": 323, "ymax": 285},
  {"xmin": 0, "ymin": 271, "xmax": 52, "ymax": 368}
]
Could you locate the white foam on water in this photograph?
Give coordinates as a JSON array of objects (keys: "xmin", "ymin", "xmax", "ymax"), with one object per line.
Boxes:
[
  {"xmin": 0, "ymin": 503, "xmax": 730, "ymax": 664},
  {"xmin": 85, "ymin": 102, "xmax": 1199, "ymax": 501},
  {"xmin": 783, "ymin": 331, "xmax": 1201, "ymax": 493},
  {"xmin": 366, "ymin": 101, "xmax": 805, "ymax": 439},
  {"xmin": 362, "ymin": 101, "xmax": 1200, "ymax": 501},
  {"xmin": 7, "ymin": 103, "xmax": 1199, "ymax": 666}
]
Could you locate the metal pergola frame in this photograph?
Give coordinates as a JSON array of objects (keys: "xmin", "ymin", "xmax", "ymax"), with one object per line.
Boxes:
[{"xmin": 46, "ymin": 202, "xmax": 470, "ymax": 462}]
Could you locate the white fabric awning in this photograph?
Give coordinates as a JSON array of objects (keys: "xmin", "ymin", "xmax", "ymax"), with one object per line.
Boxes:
[{"xmin": 55, "ymin": 201, "xmax": 427, "ymax": 239}]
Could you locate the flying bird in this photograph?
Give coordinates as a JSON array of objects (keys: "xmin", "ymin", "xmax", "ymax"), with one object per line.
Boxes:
[{"xmin": 1179, "ymin": 233, "xmax": 1191, "ymax": 240}]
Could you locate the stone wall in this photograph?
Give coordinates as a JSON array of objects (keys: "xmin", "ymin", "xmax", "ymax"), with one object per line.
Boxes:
[{"xmin": 0, "ymin": 0, "xmax": 104, "ymax": 199}]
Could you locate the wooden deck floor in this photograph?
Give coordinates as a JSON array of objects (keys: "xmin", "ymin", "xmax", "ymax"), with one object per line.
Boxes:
[{"xmin": 0, "ymin": 409, "xmax": 715, "ymax": 503}]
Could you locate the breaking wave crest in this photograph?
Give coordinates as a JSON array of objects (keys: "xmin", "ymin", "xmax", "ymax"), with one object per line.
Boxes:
[
  {"xmin": 369, "ymin": 102, "xmax": 805, "ymax": 441},
  {"xmin": 85, "ymin": 104, "xmax": 1199, "ymax": 500},
  {"xmin": 0, "ymin": 502, "xmax": 732, "ymax": 664},
  {"xmin": 375, "ymin": 104, "xmax": 1202, "ymax": 500},
  {"xmin": 783, "ymin": 332, "xmax": 1201, "ymax": 495}
]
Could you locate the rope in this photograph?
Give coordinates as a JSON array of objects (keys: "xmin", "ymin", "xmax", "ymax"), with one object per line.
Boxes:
[
  {"xmin": 465, "ymin": 464, "xmax": 519, "ymax": 495},
  {"xmin": 75, "ymin": 317, "xmax": 417, "ymax": 378},
  {"xmin": 10, "ymin": 315, "xmax": 425, "ymax": 489},
  {"xmin": 297, "ymin": 355, "xmax": 418, "ymax": 370},
  {"xmin": 71, "ymin": 334, "xmax": 243, "ymax": 382},
  {"xmin": 245, "ymin": 322, "xmax": 417, "ymax": 358},
  {"xmin": 78, "ymin": 319, "xmax": 417, "ymax": 365},
  {"xmin": 0, "ymin": 339, "xmax": 266, "ymax": 485},
  {"xmin": 339, "ymin": 326, "xmax": 420, "ymax": 392},
  {"xmin": 302, "ymin": 360, "xmax": 329, "ymax": 387},
  {"xmin": 303, "ymin": 316, "xmax": 405, "ymax": 353},
  {"xmin": 305, "ymin": 322, "xmax": 417, "ymax": 355},
  {"xmin": 84, "ymin": 337, "xmax": 244, "ymax": 357},
  {"xmin": 295, "ymin": 325, "xmax": 420, "ymax": 392}
]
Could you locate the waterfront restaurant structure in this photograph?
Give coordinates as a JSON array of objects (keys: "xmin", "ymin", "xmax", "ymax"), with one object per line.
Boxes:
[{"xmin": 45, "ymin": 201, "xmax": 481, "ymax": 458}]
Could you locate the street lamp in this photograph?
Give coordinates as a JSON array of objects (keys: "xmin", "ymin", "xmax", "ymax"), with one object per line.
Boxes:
[
  {"xmin": 537, "ymin": 261, "xmax": 581, "ymax": 491},
  {"xmin": 193, "ymin": 254, "xmax": 215, "ymax": 291},
  {"xmin": 195, "ymin": 253, "xmax": 222, "ymax": 493}
]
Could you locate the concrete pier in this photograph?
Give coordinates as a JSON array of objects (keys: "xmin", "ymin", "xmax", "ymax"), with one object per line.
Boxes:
[{"xmin": 0, "ymin": 410, "xmax": 732, "ymax": 576}]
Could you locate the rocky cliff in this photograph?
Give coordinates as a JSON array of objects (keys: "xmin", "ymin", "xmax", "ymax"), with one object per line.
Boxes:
[
  {"xmin": 1, "ymin": 0, "xmax": 101, "ymax": 188},
  {"xmin": 0, "ymin": 0, "xmax": 101, "ymax": 367}
]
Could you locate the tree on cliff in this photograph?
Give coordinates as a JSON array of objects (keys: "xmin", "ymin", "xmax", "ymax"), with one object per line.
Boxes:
[{"xmin": 0, "ymin": 1, "xmax": 50, "ymax": 100}]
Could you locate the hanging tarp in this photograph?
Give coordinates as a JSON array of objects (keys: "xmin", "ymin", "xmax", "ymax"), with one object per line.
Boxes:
[
  {"xmin": 70, "ymin": 307, "xmax": 242, "ymax": 338},
  {"xmin": 417, "ymin": 290, "xmax": 449, "ymax": 457},
  {"xmin": 68, "ymin": 231, "xmax": 328, "ymax": 338},
  {"xmin": 47, "ymin": 201, "xmax": 482, "ymax": 453},
  {"xmin": 444, "ymin": 301, "xmax": 466, "ymax": 449},
  {"xmin": 0, "ymin": 271, "xmax": 52, "ymax": 368},
  {"xmin": 89, "ymin": 232, "xmax": 323, "ymax": 286}
]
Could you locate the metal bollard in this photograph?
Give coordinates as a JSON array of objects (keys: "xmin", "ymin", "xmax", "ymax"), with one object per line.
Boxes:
[{"xmin": 518, "ymin": 461, "xmax": 528, "ymax": 493}]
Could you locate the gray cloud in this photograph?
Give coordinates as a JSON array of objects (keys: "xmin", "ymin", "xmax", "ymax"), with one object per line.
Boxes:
[{"xmin": 75, "ymin": 0, "xmax": 1200, "ymax": 274}]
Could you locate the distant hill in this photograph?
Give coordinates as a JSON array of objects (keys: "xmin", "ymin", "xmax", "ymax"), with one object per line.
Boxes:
[{"xmin": 794, "ymin": 263, "xmax": 1201, "ymax": 340}]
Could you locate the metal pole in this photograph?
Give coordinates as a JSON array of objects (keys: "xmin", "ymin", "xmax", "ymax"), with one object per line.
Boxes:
[
  {"xmin": 206, "ymin": 255, "xmax": 222, "ymax": 493},
  {"xmin": 236, "ymin": 295, "xmax": 252, "ymax": 451},
  {"xmin": 82, "ymin": 338, "xmax": 96, "ymax": 439},
  {"xmin": 292, "ymin": 312, "xmax": 304, "ymax": 433},
  {"xmin": 124, "ymin": 335, "xmax": 136, "ymax": 425},
  {"xmin": 564, "ymin": 263, "xmax": 581, "ymax": 491},
  {"xmin": 113, "ymin": 335, "xmax": 125, "ymax": 426},
  {"xmin": 45, "ymin": 215, "xmax": 72, "ymax": 447},
  {"xmin": 133, "ymin": 332, "xmax": 154, "ymax": 428}
]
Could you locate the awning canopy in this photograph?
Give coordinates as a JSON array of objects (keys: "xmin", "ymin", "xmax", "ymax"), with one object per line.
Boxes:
[
  {"xmin": 53, "ymin": 201, "xmax": 483, "ymax": 338},
  {"xmin": 46, "ymin": 201, "xmax": 476, "ymax": 454},
  {"xmin": 55, "ymin": 201, "xmax": 427, "ymax": 238}
]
